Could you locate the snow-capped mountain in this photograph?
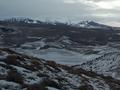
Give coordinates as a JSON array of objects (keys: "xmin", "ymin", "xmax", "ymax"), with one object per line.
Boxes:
[
  {"xmin": 75, "ymin": 21, "xmax": 111, "ymax": 29},
  {"xmin": 0, "ymin": 48, "xmax": 120, "ymax": 90}
]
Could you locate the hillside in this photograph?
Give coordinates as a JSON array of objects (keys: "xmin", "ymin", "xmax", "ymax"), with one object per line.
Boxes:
[
  {"xmin": 0, "ymin": 48, "xmax": 120, "ymax": 90},
  {"xmin": 74, "ymin": 51, "xmax": 120, "ymax": 80},
  {"xmin": 0, "ymin": 19, "xmax": 120, "ymax": 48},
  {"xmin": 1, "ymin": 18, "xmax": 120, "ymax": 89}
]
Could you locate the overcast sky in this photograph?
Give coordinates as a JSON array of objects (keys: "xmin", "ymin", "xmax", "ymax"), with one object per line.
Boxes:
[{"xmin": 0, "ymin": 0, "xmax": 120, "ymax": 26}]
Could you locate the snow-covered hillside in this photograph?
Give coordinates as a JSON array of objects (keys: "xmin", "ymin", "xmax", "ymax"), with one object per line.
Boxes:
[
  {"xmin": 16, "ymin": 43, "xmax": 120, "ymax": 81},
  {"xmin": 1, "ymin": 18, "xmax": 120, "ymax": 89},
  {"xmin": 0, "ymin": 48, "xmax": 120, "ymax": 90},
  {"xmin": 73, "ymin": 51, "xmax": 120, "ymax": 80},
  {"xmin": 17, "ymin": 37, "xmax": 120, "ymax": 80}
]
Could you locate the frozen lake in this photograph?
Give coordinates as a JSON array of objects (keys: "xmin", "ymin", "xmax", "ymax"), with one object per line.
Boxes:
[{"xmin": 15, "ymin": 48, "xmax": 99, "ymax": 65}]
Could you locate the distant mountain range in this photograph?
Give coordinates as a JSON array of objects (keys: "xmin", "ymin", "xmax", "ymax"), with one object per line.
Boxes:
[{"xmin": 1, "ymin": 18, "xmax": 114, "ymax": 29}]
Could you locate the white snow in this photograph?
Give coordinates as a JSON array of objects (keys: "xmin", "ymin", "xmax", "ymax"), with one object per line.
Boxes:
[
  {"xmin": 21, "ymin": 39, "xmax": 46, "ymax": 50},
  {"xmin": 47, "ymin": 87, "xmax": 59, "ymax": 90},
  {"xmin": 77, "ymin": 50, "xmax": 120, "ymax": 79},
  {"xmin": 74, "ymin": 21, "xmax": 109, "ymax": 29},
  {"xmin": 11, "ymin": 65, "xmax": 43, "ymax": 85},
  {"xmin": 0, "ymin": 50, "xmax": 9, "ymax": 59},
  {"xmin": 89, "ymin": 78, "xmax": 110, "ymax": 90},
  {"xmin": 0, "ymin": 80, "xmax": 22, "ymax": 90},
  {"xmin": 58, "ymin": 36, "xmax": 72, "ymax": 44},
  {"xmin": 0, "ymin": 66, "xmax": 8, "ymax": 76}
]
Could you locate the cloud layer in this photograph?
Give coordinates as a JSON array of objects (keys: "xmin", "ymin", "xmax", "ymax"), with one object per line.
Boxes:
[{"xmin": 0, "ymin": 0, "xmax": 120, "ymax": 26}]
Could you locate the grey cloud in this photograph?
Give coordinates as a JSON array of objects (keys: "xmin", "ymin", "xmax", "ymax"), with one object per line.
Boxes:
[
  {"xmin": 0, "ymin": 0, "xmax": 119, "ymax": 26},
  {"xmin": 87, "ymin": 0, "xmax": 112, "ymax": 2}
]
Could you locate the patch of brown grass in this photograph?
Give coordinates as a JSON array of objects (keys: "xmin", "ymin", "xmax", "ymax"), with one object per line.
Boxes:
[
  {"xmin": 6, "ymin": 69, "xmax": 24, "ymax": 85},
  {"xmin": 5, "ymin": 54, "xmax": 23, "ymax": 65}
]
